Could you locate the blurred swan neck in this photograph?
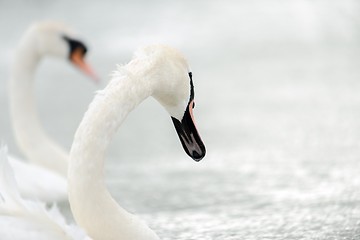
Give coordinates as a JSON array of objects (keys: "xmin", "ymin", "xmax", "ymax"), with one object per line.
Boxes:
[
  {"xmin": 8, "ymin": 35, "xmax": 68, "ymax": 176},
  {"xmin": 9, "ymin": 41, "xmax": 43, "ymax": 155}
]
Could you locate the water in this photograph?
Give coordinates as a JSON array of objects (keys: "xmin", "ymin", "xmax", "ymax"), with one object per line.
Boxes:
[{"xmin": 1, "ymin": 0, "xmax": 360, "ymax": 239}]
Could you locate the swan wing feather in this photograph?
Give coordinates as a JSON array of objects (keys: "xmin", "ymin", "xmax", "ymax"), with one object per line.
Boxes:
[{"xmin": 0, "ymin": 146, "xmax": 91, "ymax": 240}]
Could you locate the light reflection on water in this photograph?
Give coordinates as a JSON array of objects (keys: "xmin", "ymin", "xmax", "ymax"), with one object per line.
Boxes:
[{"xmin": 1, "ymin": 0, "xmax": 360, "ymax": 239}]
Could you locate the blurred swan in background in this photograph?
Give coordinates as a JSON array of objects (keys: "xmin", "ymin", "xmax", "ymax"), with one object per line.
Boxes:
[
  {"xmin": 7, "ymin": 21, "xmax": 97, "ymax": 202},
  {"xmin": 0, "ymin": 45, "xmax": 205, "ymax": 239}
]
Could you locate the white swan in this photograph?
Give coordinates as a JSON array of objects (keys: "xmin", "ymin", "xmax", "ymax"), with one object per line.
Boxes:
[
  {"xmin": 8, "ymin": 21, "xmax": 97, "ymax": 202},
  {"xmin": 68, "ymin": 45, "xmax": 206, "ymax": 239},
  {"xmin": 0, "ymin": 44, "xmax": 205, "ymax": 239},
  {"xmin": 0, "ymin": 146, "xmax": 91, "ymax": 240}
]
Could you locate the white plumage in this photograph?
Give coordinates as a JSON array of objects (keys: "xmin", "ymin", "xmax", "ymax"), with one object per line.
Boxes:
[
  {"xmin": 0, "ymin": 44, "xmax": 205, "ymax": 239},
  {"xmin": 0, "ymin": 146, "xmax": 91, "ymax": 240},
  {"xmin": 68, "ymin": 45, "xmax": 205, "ymax": 239}
]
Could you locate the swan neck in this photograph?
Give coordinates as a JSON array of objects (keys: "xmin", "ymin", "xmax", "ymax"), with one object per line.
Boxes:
[
  {"xmin": 9, "ymin": 42, "xmax": 42, "ymax": 152},
  {"xmin": 68, "ymin": 69, "xmax": 158, "ymax": 239},
  {"xmin": 8, "ymin": 38, "xmax": 68, "ymax": 175}
]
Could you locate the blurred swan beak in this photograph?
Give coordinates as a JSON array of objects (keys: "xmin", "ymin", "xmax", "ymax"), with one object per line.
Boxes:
[{"xmin": 71, "ymin": 48, "xmax": 99, "ymax": 83}]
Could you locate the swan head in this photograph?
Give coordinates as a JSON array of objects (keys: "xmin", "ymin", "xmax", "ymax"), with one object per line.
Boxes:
[
  {"xmin": 132, "ymin": 45, "xmax": 206, "ymax": 161},
  {"xmin": 25, "ymin": 21, "xmax": 97, "ymax": 81}
]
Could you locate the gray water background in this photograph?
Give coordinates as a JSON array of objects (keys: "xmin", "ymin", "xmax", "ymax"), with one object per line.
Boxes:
[{"xmin": 0, "ymin": 1, "xmax": 360, "ymax": 239}]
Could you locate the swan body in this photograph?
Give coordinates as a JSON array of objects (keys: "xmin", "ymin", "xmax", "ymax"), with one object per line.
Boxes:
[
  {"xmin": 68, "ymin": 45, "xmax": 206, "ymax": 239},
  {"xmin": 8, "ymin": 21, "xmax": 96, "ymax": 201},
  {"xmin": 8, "ymin": 154, "xmax": 67, "ymax": 202},
  {"xmin": 0, "ymin": 146, "xmax": 91, "ymax": 240}
]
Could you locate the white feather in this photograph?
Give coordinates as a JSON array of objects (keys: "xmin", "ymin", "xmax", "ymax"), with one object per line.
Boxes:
[{"xmin": 0, "ymin": 146, "xmax": 91, "ymax": 240}]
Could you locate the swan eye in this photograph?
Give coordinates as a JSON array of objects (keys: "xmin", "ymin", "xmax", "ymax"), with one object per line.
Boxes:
[
  {"xmin": 192, "ymin": 101, "xmax": 195, "ymax": 109},
  {"xmin": 62, "ymin": 35, "xmax": 88, "ymax": 59}
]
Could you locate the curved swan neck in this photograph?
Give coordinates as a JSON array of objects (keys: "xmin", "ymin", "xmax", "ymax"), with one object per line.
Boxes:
[
  {"xmin": 8, "ymin": 33, "xmax": 68, "ymax": 176},
  {"xmin": 9, "ymin": 38, "xmax": 41, "ymax": 141},
  {"xmin": 68, "ymin": 65, "xmax": 159, "ymax": 240}
]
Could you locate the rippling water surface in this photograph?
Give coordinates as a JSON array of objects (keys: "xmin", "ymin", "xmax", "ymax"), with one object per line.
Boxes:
[{"xmin": 0, "ymin": 1, "xmax": 360, "ymax": 239}]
